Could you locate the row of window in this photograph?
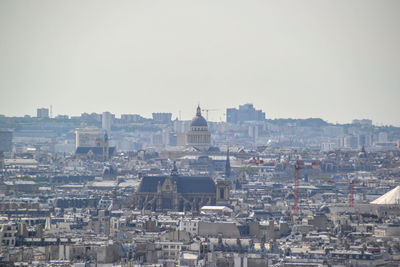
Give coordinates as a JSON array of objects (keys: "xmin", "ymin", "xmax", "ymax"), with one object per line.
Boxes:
[
  {"xmin": 183, "ymin": 227, "xmax": 197, "ymax": 232},
  {"xmin": 2, "ymin": 239, "xmax": 15, "ymax": 245},
  {"xmin": 188, "ymin": 135, "xmax": 210, "ymax": 143},
  {"xmin": 3, "ymin": 232, "xmax": 16, "ymax": 237},
  {"xmin": 162, "ymin": 244, "xmax": 188, "ymax": 250},
  {"xmin": 163, "ymin": 251, "xmax": 175, "ymax": 257},
  {"xmin": 182, "ymin": 222, "xmax": 197, "ymax": 226},
  {"xmin": 1, "ymin": 226, "xmax": 16, "ymax": 231}
]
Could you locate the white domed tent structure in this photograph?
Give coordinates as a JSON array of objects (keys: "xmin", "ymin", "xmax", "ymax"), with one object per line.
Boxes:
[{"xmin": 371, "ymin": 186, "xmax": 400, "ymax": 205}]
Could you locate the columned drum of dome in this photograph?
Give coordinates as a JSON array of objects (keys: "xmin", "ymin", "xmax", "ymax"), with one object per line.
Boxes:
[{"xmin": 186, "ymin": 106, "xmax": 211, "ymax": 150}]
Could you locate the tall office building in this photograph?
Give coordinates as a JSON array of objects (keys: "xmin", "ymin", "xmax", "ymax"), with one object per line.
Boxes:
[
  {"xmin": 102, "ymin": 112, "xmax": 112, "ymax": 133},
  {"xmin": 344, "ymin": 135, "xmax": 358, "ymax": 149},
  {"xmin": 0, "ymin": 130, "xmax": 12, "ymax": 170},
  {"xmin": 358, "ymin": 134, "xmax": 372, "ymax": 147},
  {"xmin": 226, "ymin": 108, "xmax": 238, "ymax": 124},
  {"xmin": 0, "ymin": 130, "xmax": 12, "ymax": 152},
  {"xmin": 36, "ymin": 108, "xmax": 49, "ymax": 118},
  {"xmin": 226, "ymin": 104, "xmax": 265, "ymax": 124}
]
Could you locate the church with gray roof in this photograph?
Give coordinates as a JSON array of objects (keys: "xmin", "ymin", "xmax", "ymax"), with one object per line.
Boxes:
[{"xmin": 132, "ymin": 163, "xmax": 230, "ymax": 212}]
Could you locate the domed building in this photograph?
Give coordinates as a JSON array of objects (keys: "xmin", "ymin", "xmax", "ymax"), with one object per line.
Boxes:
[{"xmin": 186, "ymin": 106, "xmax": 211, "ymax": 150}]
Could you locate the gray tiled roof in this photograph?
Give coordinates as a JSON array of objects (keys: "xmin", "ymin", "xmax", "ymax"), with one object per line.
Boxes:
[
  {"xmin": 75, "ymin": 146, "xmax": 115, "ymax": 156},
  {"xmin": 138, "ymin": 176, "xmax": 216, "ymax": 194}
]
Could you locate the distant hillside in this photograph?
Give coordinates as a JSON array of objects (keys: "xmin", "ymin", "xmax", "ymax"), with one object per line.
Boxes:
[{"xmin": 267, "ymin": 118, "xmax": 330, "ymax": 127}]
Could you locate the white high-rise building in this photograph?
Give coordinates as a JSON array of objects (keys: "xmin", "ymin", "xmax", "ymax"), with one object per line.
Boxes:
[
  {"xmin": 344, "ymin": 135, "xmax": 358, "ymax": 149},
  {"xmin": 248, "ymin": 125, "xmax": 259, "ymax": 140},
  {"xmin": 102, "ymin": 112, "xmax": 112, "ymax": 133}
]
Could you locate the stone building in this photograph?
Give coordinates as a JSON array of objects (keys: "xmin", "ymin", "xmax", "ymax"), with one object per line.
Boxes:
[
  {"xmin": 186, "ymin": 106, "xmax": 211, "ymax": 151},
  {"xmin": 133, "ymin": 164, "xmax": 229, "ymax": 212},
  {"xmin": 75, "ymin": 132, "xmax": 115, "ymax": 161}
]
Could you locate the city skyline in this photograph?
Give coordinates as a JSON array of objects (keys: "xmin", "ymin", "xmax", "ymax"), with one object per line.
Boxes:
[
  {"xmin": 1, "ymin": 0, "xmax": 399, "ymax": 126},
  {"xmin": 1, "ymin": 1, "xmax": 400, "ymax": 265},
  {"xmin": 0, "ymin": 104, "xmax": 393, "ymax": 127}
]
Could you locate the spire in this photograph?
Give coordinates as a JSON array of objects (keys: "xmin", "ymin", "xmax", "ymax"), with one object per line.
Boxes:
[
  {"xmin": 171, "ymin": 161, "xmax": 179, "ymax": 176},
  {"xmin": 361, "ymin": 145, "xmax": 366, "ymax": 154},
  {"xmin": 45, "ymin": 217, "xmax": 51, "ymax": 230},
  {"xmin": 103, "ymin": 132, "xmax": 109, "ymax": 161},
  {"xmin": 196, "ymin": 105, "xmax": 202, "ymax": 116},
  {"xmin": 225, "ymin": 147, "xmax": 231, "ymax": 178}
]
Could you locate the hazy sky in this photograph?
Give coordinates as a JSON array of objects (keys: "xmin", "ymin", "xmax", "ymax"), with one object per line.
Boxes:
[{"xmin": 0, "ymin": 0, "xmax": 399, "ymax": 125}]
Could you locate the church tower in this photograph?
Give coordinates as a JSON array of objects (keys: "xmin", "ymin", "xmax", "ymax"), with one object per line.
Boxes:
[
  {"xmin": 225, "ymin": 147, "xmax": 231, "ymax": 178},
  {"xmin": 216, "ymin": 179, "xmax": 230, "ymax": 206}
]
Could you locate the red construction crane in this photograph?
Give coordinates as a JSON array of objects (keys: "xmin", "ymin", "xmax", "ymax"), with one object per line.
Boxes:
[
  {"xmin": 327, "ymin": 178, "xmax": 361, "ymax": 207},
  {"xmin": 294, "ymin": 163, "xmax": 300, "ymax": 213},
  {"xmin": 349, "ymin": 179, "xmax": 361, "ymax": 207},
  {"xmin": 293, "ymin": 160, "xmax": 320, "ymax": 213}
]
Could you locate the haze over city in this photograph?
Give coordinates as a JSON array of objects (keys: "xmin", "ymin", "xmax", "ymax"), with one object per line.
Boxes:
[
  {"xmin": 1, "ymin": 0, "xmax": 400, "ymax": 125},
  {"xmin": 3, "ymin": 1, "xmax": 400, "ymax": 266}
]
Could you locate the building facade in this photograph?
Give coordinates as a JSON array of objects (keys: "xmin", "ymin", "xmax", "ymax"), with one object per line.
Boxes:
[
  {"xmin": 36, "ymin": 108, "xmax": 49, "ymax": 119},
  {"xmin": 152, "ymin": 113, "xmax": 172, "ymax": 123},
  {"xmin": 133, "ymin": 166, "xmax": 229, "ymax": 212},
  {"xmin": 75, "ymin": 129, "xmax": 115, "ymax": 160},
  {"xmin": 0, "ymin": 130, "xmax": 12, "ymax": 152},
  {"xmin": 75, "ymin": 128, "xmax": 100, "ymax": 148},
  {"xmin": 226, "ymin": 104, "xmax": 265, "ymax": 124}
]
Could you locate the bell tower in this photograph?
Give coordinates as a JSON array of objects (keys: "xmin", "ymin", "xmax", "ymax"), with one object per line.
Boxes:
[{"xmin": 216, "ymin": 179, "xmax": 230, "ymax": 205}]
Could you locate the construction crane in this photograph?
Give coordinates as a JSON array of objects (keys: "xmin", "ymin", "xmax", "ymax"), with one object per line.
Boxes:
[
  {"xmin": 201, "ymin": 109, "xmax": 218, "ymax": 121},
  {"xmin": 327, "ymin": 178, "xmax": 361, "ymax": 207},
  {"xmin": 293, "ymin": 160, "xmax": 320, "ymax": 213},
  {"xmin": 294, "ymin": 163, "xmax": 300, "ymax": 213},
  {"xmin": 349, "ymin": 179, "xmax": 361, "ymax": 207}
]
